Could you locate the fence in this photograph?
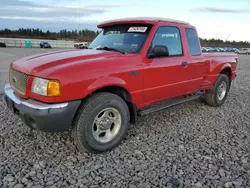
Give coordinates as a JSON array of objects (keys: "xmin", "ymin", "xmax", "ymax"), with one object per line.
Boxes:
[{"xmin": 0, "ymin": 37, "xmax": 86, "ymax": 48}]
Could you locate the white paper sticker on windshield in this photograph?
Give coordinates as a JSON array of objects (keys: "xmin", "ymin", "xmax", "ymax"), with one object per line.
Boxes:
[{"xmin": 128, "ymin": 27, "xmax": 147, "ymax": 32}]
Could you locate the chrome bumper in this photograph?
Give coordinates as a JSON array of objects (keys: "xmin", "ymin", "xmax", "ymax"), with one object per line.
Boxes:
[
  {"xmin": 4, "ymin": 83, "xmax": 81, "ymax": 132},
  {"xmin": 4, "ymin": 83, "xmax": 68, "ymax": 110}
]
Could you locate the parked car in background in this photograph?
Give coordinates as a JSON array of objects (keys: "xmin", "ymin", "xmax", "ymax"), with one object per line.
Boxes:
[
  {"xmin": 74, "ymin": 42, "xmax": 89, "ymax": 49},
  {"xmin": 205, "ymin": 47, "xmax": 212, "ymax": 52},
  {"xmin": 223, "ymin": 47, "xmax": 228, "ymax": 52},
  {"xmin": 219, "ymin": 48, "xmax": 227, "ymax": 52},
  {"xmin": 0, "ymin": 42, "xmax": 6, "ymax": 47},
  {"xmin": 40, "ymin": 41, "xmax": 51, "ymax": 48},
  {"xmin": 74, "ymin": 43, "xmax": 82, "ymax": 48},
  {"xmin": 224, "ymin": 47, "xmax": 235, "ymax": 52},
  {"xmin": 207, "ymin": 47, "xmax": 217, "ymax": 52},
  {"xmin": 202, "ymin": 47, "xmax": 239, "ymax": 53},
  {"xmin": 77, "ymin": 44, "xmax": 88, "ymax": 49},
  {"xmin": 201, "ymin": 47, "xmax": 208, "ymax": 52},
  {"xmin": 228, "ymin": 48, "xmax": 235, "ymax": 52},
  {"xmin": 202, "ymin": 47, "xmax": 213, "ymax": 52},
  {"xmin": 217, "ymin": 47, "xmax": 226, "ymax": 52},
  {"xmin": 233, "ymin": 48, "xmax": 238, "ymax": 52},
  {"xmin": 214, "ymin": 47, "xmax": 222, "ymax": 52},
  {"xmin": 235, "ymin": 48, "xmax": 250, "ymax": 54}
]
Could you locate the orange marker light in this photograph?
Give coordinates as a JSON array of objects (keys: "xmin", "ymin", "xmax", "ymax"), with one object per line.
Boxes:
[{"xmin": 47, "ymin": 81, "xmax": 61, "ymax": 97}]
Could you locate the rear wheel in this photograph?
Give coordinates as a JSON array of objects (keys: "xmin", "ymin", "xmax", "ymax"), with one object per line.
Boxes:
[
  {"xmin": 72, "ymin": 92, "xmax": 130, "ymax": 153},
  {"xmin": 205, "ymin": 74, "xmax": 230, "ymax": 107}
]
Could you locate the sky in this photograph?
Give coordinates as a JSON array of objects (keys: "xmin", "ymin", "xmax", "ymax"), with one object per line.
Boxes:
[{"xmin": 0, "ymin": 0, "xmax": 250, "ymax": 41}]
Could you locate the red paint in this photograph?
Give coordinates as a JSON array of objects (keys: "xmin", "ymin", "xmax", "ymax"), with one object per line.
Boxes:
[{"xmin": 10, "ymin": 18, "xmax": 238, "ymax": 109}]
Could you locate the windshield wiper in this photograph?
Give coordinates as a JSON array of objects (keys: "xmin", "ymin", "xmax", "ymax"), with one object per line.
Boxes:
[{"xmin": 96, "ymin": 46, "xmax": 125, "ymax": 54}]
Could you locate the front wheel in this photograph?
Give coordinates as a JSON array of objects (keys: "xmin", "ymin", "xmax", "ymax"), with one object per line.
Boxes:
[
  {"xmin": 72, "ymin": 92, "xmax": 130, "ymax": 153},
  {"xmin": 205, "ymin": 74, "xmax": 230, "ymax": 107}
]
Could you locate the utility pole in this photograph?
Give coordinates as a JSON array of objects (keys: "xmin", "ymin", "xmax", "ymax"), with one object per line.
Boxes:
[{"xmin": 225, "ymin": 33, "xmax": 230, "ymax": 41}]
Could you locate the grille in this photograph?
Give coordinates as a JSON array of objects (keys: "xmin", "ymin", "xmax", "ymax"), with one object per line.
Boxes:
[{"xmin": 9, "ymin": 68, "xmax": 29, "ymax": 95}]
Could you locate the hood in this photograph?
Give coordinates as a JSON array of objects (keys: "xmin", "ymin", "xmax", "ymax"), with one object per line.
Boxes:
[{"xmin": 11, "ymin": 49, "xmax": 121, "ymax": 76}]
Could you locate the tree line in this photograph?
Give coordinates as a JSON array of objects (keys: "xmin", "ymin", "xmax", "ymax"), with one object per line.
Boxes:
[
  {"xmin": 0, "ymin": 28, "xmax": 100, "ymax": 42},
  {"xmin": 200, "ymin": 38, "xmax": 250, "ymax": 48},
  {"xmin": 0, "ymin": 28, "xmax": 249, "ymax": 48}
]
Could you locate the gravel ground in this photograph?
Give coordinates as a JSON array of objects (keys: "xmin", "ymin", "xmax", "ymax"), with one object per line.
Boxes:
[{"xmin": 1, "ymin": 52, "xmax": 250, "ymax": 188}]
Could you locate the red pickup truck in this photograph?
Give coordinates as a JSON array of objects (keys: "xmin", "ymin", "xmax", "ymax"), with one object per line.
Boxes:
[{"xmin": 4, "ymin": 17, "xmax": 238, "ymax": 153}]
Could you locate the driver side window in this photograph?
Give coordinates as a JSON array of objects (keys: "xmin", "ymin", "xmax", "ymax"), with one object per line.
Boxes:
[{"xmin": 150, "ymin": 26, "xmax": 183, "ymax": 56}]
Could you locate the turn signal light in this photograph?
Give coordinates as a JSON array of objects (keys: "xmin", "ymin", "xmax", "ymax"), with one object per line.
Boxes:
[{"xmin": 47, "ymin": 81, "xmax": 61, "ymax": 97}]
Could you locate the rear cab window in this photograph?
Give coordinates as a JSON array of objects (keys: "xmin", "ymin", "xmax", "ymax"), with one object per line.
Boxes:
[{"xmin": 185, "ymin": 28, "xmax": 201, "ymax": 56}]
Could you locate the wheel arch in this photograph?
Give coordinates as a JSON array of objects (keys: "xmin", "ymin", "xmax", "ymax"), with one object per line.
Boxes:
[
  {"xmin": 90, "ymin": 85, "xmax": 138, "ymax": 125},
  {"xmin": 76, "ymin": 81, "xmax": 137, "ymax": 126},
  {"xmin": 220, "ymin": 65, "xmax": 232, "ymax": 80}
]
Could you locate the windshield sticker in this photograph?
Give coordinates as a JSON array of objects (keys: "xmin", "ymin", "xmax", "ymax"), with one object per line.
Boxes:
[
  {"xmin": 131, "ymin": 44, "xmax": 138, "ymax": 48},
  {"xmin": 106, "ymin": 31, "xmax": 120, "ymax": 34},
  {"xmin": 128, "ymin": 27, "xmax": 147, "ymax": 32}
]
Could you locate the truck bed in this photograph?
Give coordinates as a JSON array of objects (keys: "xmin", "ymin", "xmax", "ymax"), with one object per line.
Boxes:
[{"xmin": 203, "ymin": 52, "xmax": 238, "ymax": 58}]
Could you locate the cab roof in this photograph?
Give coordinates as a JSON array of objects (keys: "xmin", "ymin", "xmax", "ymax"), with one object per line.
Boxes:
[{"xmin": 98, "ymin": 17, "xmax": 191, "ymax": 28}]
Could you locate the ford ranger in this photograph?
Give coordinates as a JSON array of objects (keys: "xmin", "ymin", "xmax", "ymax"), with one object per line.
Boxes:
[{"xmin": 4, "ymin": 17, "xmax": 238, "ymax": 153}]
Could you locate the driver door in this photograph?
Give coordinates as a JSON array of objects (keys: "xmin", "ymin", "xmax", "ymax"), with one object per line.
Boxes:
[{"xmin": 142, "ymin": 26, "xmax": 193, "ymax": 106}]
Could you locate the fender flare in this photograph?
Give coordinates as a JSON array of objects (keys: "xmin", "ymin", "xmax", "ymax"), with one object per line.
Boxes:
[
  {"xmin": 83, "ymin": 77, "xmax": 137, "ymax": 125},
  {"xmin": 220, "ymin": 63, "xmax": 233, "ymax": 80},
  {"xmin": 221, "ymin": 63, "xmax": 232, "ymax": 72},
  {"xmin": 83, "ymin": 76, "xmax": 129, "ymax": 97}
]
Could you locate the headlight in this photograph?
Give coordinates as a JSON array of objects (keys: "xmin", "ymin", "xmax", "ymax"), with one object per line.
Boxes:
[{"xmin": 31, "ymin": 77, "xmax": 61, "ymax": 97}]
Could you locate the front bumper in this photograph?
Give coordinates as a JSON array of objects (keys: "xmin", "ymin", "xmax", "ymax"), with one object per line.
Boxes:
[{"xmin": 4, "ymin": 83, "xmax": 81, "ymax": 132}]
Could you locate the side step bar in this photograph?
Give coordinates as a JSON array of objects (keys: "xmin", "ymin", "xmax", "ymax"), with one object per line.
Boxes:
[{"xmin": 138, "ymin": 91, "xmax": 204, "ymax": 116}]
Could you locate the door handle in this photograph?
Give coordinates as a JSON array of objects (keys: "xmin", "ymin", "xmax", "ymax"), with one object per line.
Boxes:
[{"xmin": 182, "ymin": 62, "xmax": 188, "ymax": 67}]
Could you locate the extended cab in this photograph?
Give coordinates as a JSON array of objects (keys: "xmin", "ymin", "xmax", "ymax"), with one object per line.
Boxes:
[{"xmin": 4, "ymin": 17, "xmax": 238, "ymax": 153}]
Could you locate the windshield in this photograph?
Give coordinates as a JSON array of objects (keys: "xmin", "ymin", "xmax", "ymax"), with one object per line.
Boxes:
[{"xmin": 88, "ymin": 24, "xmax": 152, "ymax": 54}]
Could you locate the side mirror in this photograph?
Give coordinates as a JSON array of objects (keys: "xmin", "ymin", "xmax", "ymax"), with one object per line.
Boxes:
[{"xmin": 148, "ymin": 45, "xmax": 169, "ymax": 58}]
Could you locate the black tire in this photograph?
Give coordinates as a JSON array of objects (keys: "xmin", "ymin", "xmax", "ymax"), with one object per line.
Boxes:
[
  {"xmin": 205, "ymin": 74, "xmax": 230, "ymax": 107},
  {"xmin": 72, "ymin": 92, "xmax": 130, "ymax": 154}
]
